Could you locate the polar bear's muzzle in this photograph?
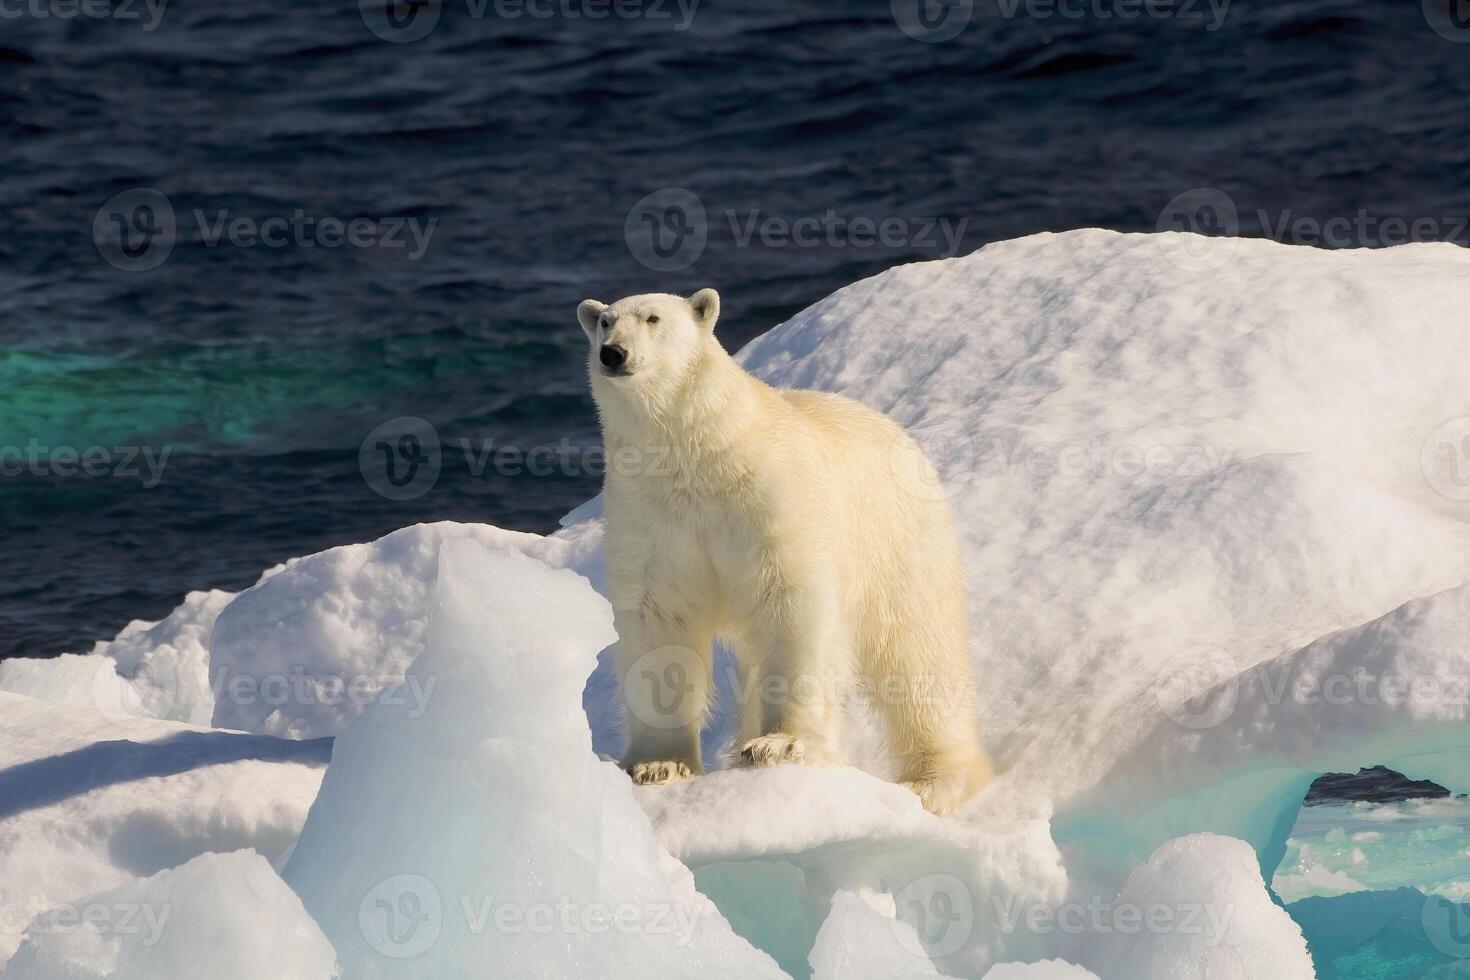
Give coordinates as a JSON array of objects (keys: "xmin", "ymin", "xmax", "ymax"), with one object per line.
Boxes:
[{"xmin": 598, "ymin": 344, "xmax": 632, "ymax": 377}]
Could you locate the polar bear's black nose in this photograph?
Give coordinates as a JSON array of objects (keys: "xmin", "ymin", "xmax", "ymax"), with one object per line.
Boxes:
[{"xmin": 599, "ymin": 344, "xmax": 627, "ymax": 369}]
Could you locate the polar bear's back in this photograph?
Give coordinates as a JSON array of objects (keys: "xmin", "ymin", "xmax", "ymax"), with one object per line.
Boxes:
[
  {"xmin": 770, "ymin": 384, "xmax": 961, "ymax": 575},
  {"xmin": 770, "ymin": 384, "xmax": 971, "ymax": 737},
  {"xmin": 774, "ymin": 386, "xmax": 908, "ymax": 445},
  {"xmin": 773, "ymin": 387, "xmax": 939, "ymax": 486}
]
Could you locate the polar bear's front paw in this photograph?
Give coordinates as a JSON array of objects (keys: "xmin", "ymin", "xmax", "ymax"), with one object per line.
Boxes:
[
  {"xmin": 738, "ymin": 733, "xmax": 807, "ymax": 767},
  {"xmin": 627, "ymin": 760, "xmax": 695, "ymax": 785}
]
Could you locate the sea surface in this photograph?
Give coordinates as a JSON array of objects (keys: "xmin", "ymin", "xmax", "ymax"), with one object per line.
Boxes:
[{"xmin": 2, "ymin": 0, "xmax": 1468, "ymax": 672}]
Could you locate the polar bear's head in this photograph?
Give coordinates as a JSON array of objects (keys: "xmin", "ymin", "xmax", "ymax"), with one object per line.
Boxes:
[{"xmin": 575, "ymin": 289, "xmax": 721, "ymax": 397}]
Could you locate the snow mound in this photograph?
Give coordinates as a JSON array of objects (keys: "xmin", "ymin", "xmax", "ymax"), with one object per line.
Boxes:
[
  {"xmin": 1078, "ymin": 834, "xmax": 1312, "ymax": 979},
  {"xmin": 1054, "ymin": 583, "xmax": 1470, "ymax": 887},
  {"xmin": 0, "ymin": 693, "xmax": 327, "ymax": 967},
  {"xmin": 0, "ymin": 590, "xmax": 234, "ymax": 726},
  {"xmin": 208, "ymin": 521, "xmax": 602, "ymax": 738},
  {"xmin": 738, "ymin": 230, "xmax": 1470, "ymax": 809},
  {"xmin": 639, "ymin": 764, "xmax": 1068, "ymax": 976},
  {"xmin": 281, "ymin": 539, "xmax": 783, "ymax": 978},
  {"xmin": 809, "ymin": 890, "xmax": 961, "ymax": 979},
  {"xmin": 1, "ymin": 850, "xmax": 335, "ymax": 980}
]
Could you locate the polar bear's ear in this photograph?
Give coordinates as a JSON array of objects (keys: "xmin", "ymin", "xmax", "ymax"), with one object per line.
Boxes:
[
  {"xmin": 576, "ymin": 299, "xmax": 607, "ymax": 342},
  {"xmin": 688, "ymin": 288, "xmax": 720, "ymax": 333}
]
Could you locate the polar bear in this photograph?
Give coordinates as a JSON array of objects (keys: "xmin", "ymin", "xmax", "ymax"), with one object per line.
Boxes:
[{"xmin": 576, "ymin": 288, "xmax": 990, "ymax": 814}]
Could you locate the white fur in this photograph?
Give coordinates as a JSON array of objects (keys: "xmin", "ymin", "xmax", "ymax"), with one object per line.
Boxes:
[{"xmin": 577, "ymin": 289, "xmax": 990, "ymax": 814}]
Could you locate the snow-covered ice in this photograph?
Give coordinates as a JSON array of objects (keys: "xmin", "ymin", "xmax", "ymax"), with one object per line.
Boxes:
[
  {"xmin": 3, "ymin": 230, "xmax": 1470, "ymax": 977},
  {"xmin": 0, "ymin": 589, "xmax": 235, "ymax": 726},
  {"xmin": 206, "ymin": 522, "xmax": 603, "ymax": 739},
  {"xmin": 281, "ymin": 540, "xmax": 784, "ymax": 978},
  {"xmin": 1077, "ymin": 834, "xmax": 1313, "ymax": 979},
  {"xmin": 2, "ymin": 850, "xmax": 336, "ymax": 980},
  {"xmin": 0, "ymin": 693, "xmax": 328, "ymax": 966}
]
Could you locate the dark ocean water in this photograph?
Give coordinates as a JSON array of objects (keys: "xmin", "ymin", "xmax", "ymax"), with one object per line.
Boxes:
[{"xmin": 2, "ymin": 0, "xmax": 1468, "ymax": 676}]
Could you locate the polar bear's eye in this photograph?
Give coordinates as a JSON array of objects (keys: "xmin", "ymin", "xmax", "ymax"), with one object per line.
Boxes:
[
  {"xmin": 598, "ymin": 317, "xmax": 611, "ymax": 332},
  {"xmin": 646, "ymin": 314, "xmax": 660, "ymax": 326}
]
